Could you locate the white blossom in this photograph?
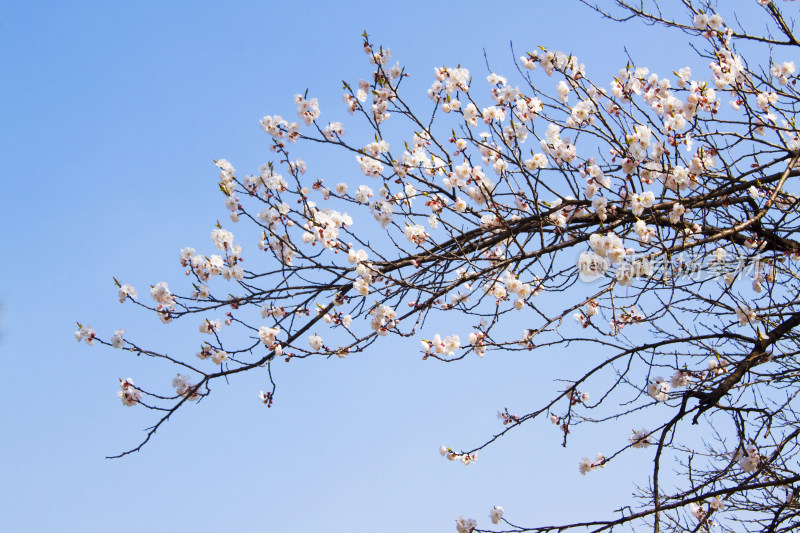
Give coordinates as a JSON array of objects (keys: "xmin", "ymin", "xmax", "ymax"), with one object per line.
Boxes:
[
  {"xmin": 117, "ymin": 378, "xmax": 141, "ymax": 406},
  {"xmin": 739, "ymin": 444, "xmax": 760, "ymax": 473},
  {"xmin": 629, "ymin": 428, "xmax": 653, "ymax": 448},
  {"xmin": 308, "ymin": 334, "xmax": 324, "ymax": 351},
  {"xmin": 489, "ymin": 506, "xmax": 504, "ymax": 525},
  {"xmin": 111, "ymin": 329, "xmax": 125, "ymax": 349},
  {"xmin": 118, "ymin": 283, "xmax": 137, "ymax": 303},
  {"xmin": 259, "ymin": 326, "xmax": 280, "ymax": 346},
  {"xmin": 455, "ymin": 516, "xmax": 477, "ymax": 533},
  {"xmin": 579, "ymin": 453, "xmax": 606, "ymax": 475},
  {"xmin": 736, "ymin": 304, "xmax": 757, "ymax": 325},
  {"xmin": 647, "ymin": 377, "xmax": 670, "ymax": 401}
]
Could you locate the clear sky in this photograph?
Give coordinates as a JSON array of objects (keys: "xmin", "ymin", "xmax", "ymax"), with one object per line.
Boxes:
[{"xmin": 0, "ymin": 1, "xmax": 742, "ymax": 532}]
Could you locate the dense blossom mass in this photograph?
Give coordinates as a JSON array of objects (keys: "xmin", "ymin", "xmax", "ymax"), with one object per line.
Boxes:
[{"xmin": 80, "ymin": 1, "xmax": 800, "ymax": 531}]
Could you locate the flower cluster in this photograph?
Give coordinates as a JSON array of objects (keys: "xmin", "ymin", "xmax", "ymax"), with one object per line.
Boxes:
[
  {"xmin": 455, "ymin": 516, "xmax": 477, "ymax": 533},
  {"xmin": 735, "ymin": 304, "xmax": 757, "ymax": 325},
  {"xmin": 403, "ymin": 224, "xmax": 428, "ymax": 244},
  {"xmin": 259, "ymin": 326, "xmax": 281, "ymax": 347},
  {"xmin": 579, "ymin": 453, "xmax": 606, "ymax": 475},
  {"xmin": 771, "ymin": 60, "xmax": 796, "ymax": 85},
  {"xmin": 422, "ymin": 334, "xmax": 461, "ymax": 358},
  {"xmin": 571, "ymin": 390, "xmax": 590, "ymax": 405},
  {"xmin": 738, "ymin": 444, "xmax": 761, "ymax": 473},
  {"xmin": 629, "ymin": 428, "xmax": 653, "ymax": 448},
  {"xmin": 693, "ymin": 13, "xmax": 725, "ymax": 32},
  {"xmin": 670, "ymin": 370, "xmax": 692, "ymax": 388},
  {"xmin": 550, "ymin": 413, "xmax": 570, "ymax": 435},
  {"xmin": 199, "ymin": 318, "xmax": 222, "ymax": 334},
  {"xmin": 74, "ymin": 324, "xmax": 96, "ymax": 345},
  {"xmin": 497, "ymin": 410, "xmax": 520, "ymax": 425},
  {"xmin": 647, "ymin": 377, "xmax": 671, "ymax": 402},
  {"xmin": 211, "ymin": 350, "xmax": 228, "ymax": 365},
  {"xmin": 300, "ymin": 205, "xmax": 353, "ymax": 250},
  {"xmin": 172, "ymin": 374, "xmax": 199, "ymax": 401},
  {"xmin": 428, "ymin": 66, "xmax": 470, "ymax": 106},
  {"xmin": 117, "ymin": 283, "xmax": 137, "ymax": 303},
  {"xmin": 259, "ymin": 116, "xmax": 300, "ymax": 147},
  {"xmin": 489, "ymin": 506, "xmax": 504, "ymax": 525},
  {"xmin": 258, "ymin": 390, "xmax": 273, "ymax": 407},
  {"xmin": 440, "ymin": 446, "xmax": 478, "ymax": 465},
  {"xmin": 520, "ymin": 48, "xmax": 585, "ymax": 79},
  {"xmin": 117, "ymin": 378, "xmax": 141, "ymax": 407},
  {"xmin": 708, "ymin": 357, "xmax": 729, "ymax": 376},
  {"xmin": 574, "ymin": 300, "xmax": 600, "ymax": 328},
  {"xmin": 609, "ymin": 307, "xmax": 645, "ymax": 333},
  {"xmin": 322, "ymin": 121, "xmax": 344, "ymax": 141},
  {"xmin": 467, "ymin": 331, "xmax": 487, "ymax": 357},
  {"xmin": 369, "ymin": 304, "xmax": 397, "ymax": 337},
  {"xmin": 150, "ymin": 281, "xmax": 176, "ymax": 311},
  {"xmin": 308, "ymin": 334, "xmax": 324, "ymax": 352},
  {"xmin": 111, "ymin": 329, "xmax": 125, "ymax": 349},
  {"xmin": 294, "ymin": 94, "xmax": 320, "ymax": 126}
]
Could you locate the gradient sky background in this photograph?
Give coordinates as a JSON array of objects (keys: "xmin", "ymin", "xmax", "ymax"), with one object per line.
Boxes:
[{"xmin": 0, "ymin": 1, "xmax": 773, "ymax": 532}]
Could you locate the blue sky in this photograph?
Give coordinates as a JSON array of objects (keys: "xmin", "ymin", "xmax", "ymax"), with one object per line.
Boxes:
[{"xmin": 0, "ymin": 1, "xmax": 740, "ymax": 532}]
